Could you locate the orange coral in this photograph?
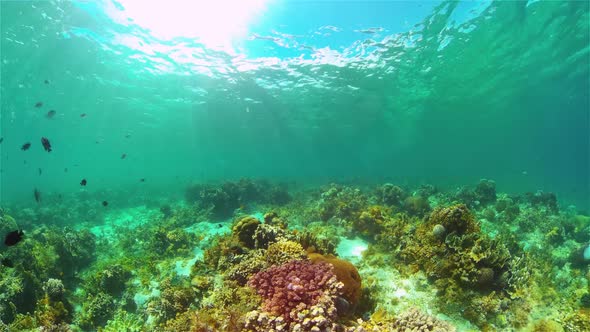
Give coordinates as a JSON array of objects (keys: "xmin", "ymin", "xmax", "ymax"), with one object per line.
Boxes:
[{"xmin": 308, "ymin": 253, "xmax": 362, "ymax": 305}]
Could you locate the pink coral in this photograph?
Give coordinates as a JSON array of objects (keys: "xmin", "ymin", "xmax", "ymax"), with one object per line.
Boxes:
[{"xmin": 247, "ymin": 260, "xmax": 340, "ymax": 323}]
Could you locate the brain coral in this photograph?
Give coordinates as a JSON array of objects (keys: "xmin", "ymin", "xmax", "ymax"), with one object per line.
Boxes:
[{"xmin": 308, "ymin": 253, "xmax": 362, "ymax": 306}]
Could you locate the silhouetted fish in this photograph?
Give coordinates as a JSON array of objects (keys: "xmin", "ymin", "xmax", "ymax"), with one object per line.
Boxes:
[
  {"xmin": 102, "ymin": 201, "xmax": 108, "ymax": 207},
  {"xmin": 41, "ymin": 137, "xmax": 52, "ymax": 152},
  {"xmin": 80, "ymin": 179, "xmax": 87, "ymax": 186},
  {"xmin": 34, "ymin": 188, "xmax": 41, "ymax": 203},
  {"xmin": 44, "ymin": 79, "xmax": 50, "ymax": 84},
  {"xmin": 80, "ymin": 113, "xmax": 87, "ymax": 118},
  {"xmin": 46, "ymin": 110, "xmax": 56, "ymax": 118},
  {"xmin": 4, "ymin": 230, "xmax": 24, "ymax": 246},
  {"xmin": 21, "ymin": 142, "xmax": 31, "ymax": 151},
  {"xmin": 121, "ymin": 153, "xmax": 127, "ymax": 159},
  {"xmin": 0, "ymin": 137, "xmax": 3, "ymax": 144},
  {"xmin": 125, "ymin": 134, "xmax": 131, "ymax": 138},
  {"xmin": 38, "ymin": 168, "xmax": 42, "ymax": 175},
  {"xmin": 64, "ymin": 168, "xmax": 68, "ymax": 173},
  {"xmin": 139, "ymin": 178, "xmax": 145, "ymax": 182},
  {"xmin": 35, "ymin": 102, "xmax": 43, "ymax": 108}
]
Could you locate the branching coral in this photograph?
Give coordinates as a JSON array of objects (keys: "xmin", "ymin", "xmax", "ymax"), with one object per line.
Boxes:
[
  {"xmin": 400, "ymin": 204, "xmax": 531, "ymax": 328},
  {"xmin": 523, "ymin": 191, "xmax": 559, "ymax": 214},
  {"xmin": 226, "ymin": 250, "xmax": 268, "ymax": 285},
  {"xmin": 265, "ymin": 241, "xmax": 306, "ymax": 267},
  {"xmin": 392, "ymin": 308, "xmax": 456, "ymax": 332},
  {"xmin": 402, "ymin": 195, "xmax": 430, "ymax": 216},
  {"xmin": 375, "ymin": 184, "xmax": 407, "ymax": 207},
  {"xmin": 428, "ymin": 204, "xmax": 480, "ymax": 236},
  {"xmin": 92, "ymin": 264, "xmax": 131, "ymax": 297},
  {"xmin": 185, "ymin": 179, "xmax": 292, "ymax": 220},
  {"xmin": 475, "ymin": 179, "xmax": 497, "ymax": 206},
  {"xmin": 148, "ymin": 226, "xmax": 193, "ymax": 256},
  {"xmin": 317, "ymin": 184, "xmax": 368, "ymax": 222},
  {"xmin": 42, "ymin": 279, "xmax": 65, "ymax": 301},
  {"xmin": 78, "ymin": 292, "xmax": 115, "ymax": 330},
  {"xmin": 146, "ymin": 278, "xmax": 196, "ymax": 325},
  {"xmin": 101, "ymin": 310, "xmax": 143, "ymax": 332},
  {"xmin": 247, "ymin": 259, "xmax": 342, "ymax": 328},
  {"xmin": 354, "ymin": 206, "xmax": 393, "ymax": 238},
  {"xmin": 294, "ymin": 231, "xmax": 337, "ymax": 255}
]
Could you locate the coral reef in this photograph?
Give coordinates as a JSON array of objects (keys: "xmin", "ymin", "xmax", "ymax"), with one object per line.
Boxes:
[
  {"xmin": 523, "ymin": 191, "xmax": 559, "ymax": 214},
  {"xmin": 0, "ymin": 179, "xmax": 586, "ymax": 331},
  {"xmin": 391, "ymin": 307, "xmax": 456, "ymax": 332},
  {"xmin": 402, "ymin": 195, "xmax": 430, "ymax": 216},
  {"xmin": 247, "ymin": 260, "xmax": 342, "ymax": 326},
  {"xmin": 375, "ymin": 184, "xmax": 407, "ymax": 207},
  {"xmin": 185, "ymin": 179, "xmax": 291, "ymax": 219},
  {"xmin": 474, "ymin": 179, "xmax": 497, "ymax": 206},
  {"xmin": 77, "ymin": 292, "xmax": 115, "ymax": 330},
  {"xmin": 399, "ymin": 204, "xmax": 531, "ymax": 327},
  {"xmin": 294, "ymin": 231, "xmax": 337, "ymax": 255},
  {"xmin": 232, "ymin": 216, "xmax": 261, "ymax": 248},
  {"xmin": 317, "ymin": 184, "xmax": 368, "ymax": 222},
  {"xmin": 265, "ymin": 240, "xmax": 306, "ymax": 266},
  {"xmin": 147, "ymin": 278, "xmax": 196, "ymax": 325},
  {"xmin": 308, "ymin": 253, "xmax": 362, "ymax": 306},
  {"xmin": 42, "ymin": 279, "xmax": 65, "ymax": 301}
]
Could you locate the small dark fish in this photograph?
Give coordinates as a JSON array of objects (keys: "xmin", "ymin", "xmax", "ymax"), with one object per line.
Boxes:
[
  {"xmin": 0, "ymin": 137, "xmax": 3, "ymax": 144},
  {"xmin": 46, "ymin": 110, "xmax": 56, "ymax": 118},
  {"xmin": 80, "ymin": 113, "xmax": 87, "ymax": 118},
  {"xmin": 4, "ymin": 230, "xmax": 24, "ymax": 246},
  {"xmin": 1, "ymin": 257, "xmax": 14, "ymax": 268},
  {"xmin": 21, "ymin": 142, "xmax": 31, "ymax": 151},
  {"xmin": 44, "ymin": 79, "xmax": 50, "ymax": 84},
  {"xmin": 34, "ymin": 102, "xmax": 43, "ymax": 108},
  {"xmin": 38, "ymin": 168, "xmax": 42, "ymax": 175},
  {"xmin": 102, "ymin": 201, "xmax": 108, "ymax": 207},
  {"xmin": 80, "ymin": 179, "xmax": 87, "ymax": 186},
  {"xmin": 121, "ymin": 153, "xmax": 127, "ymax": 159},
  {"xmin": 34, "ymin": 188, "xmax": 41, "ymax": 203},
  {"xmin": 41, "ymin": 137, "xmax": 52, "ymax": 152},
  {"xmin": 64, "ymin": 168, "xmax": 68, "ymax": 173},
  {"xmin": 125, "ymin": 134, "xmax": 131, "ymax": 138},
  {"xmin": 139, "ymin": 178, "xmax": 145, "ymax": 182}
]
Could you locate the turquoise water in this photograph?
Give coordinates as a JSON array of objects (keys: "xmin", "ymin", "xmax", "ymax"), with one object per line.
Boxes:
[
  {"xmin": 1, "ymin": 0, "xmax": 588, "ymax": 209},
  {"xmin": 1, "ymin": 1, "xmax": 589, "ymax": 331}
]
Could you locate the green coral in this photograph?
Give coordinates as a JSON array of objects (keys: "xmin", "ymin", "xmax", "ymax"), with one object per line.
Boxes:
[
  {"xmin": 317, "ymin": 184, "xmax": 368, "ymax": 221},
  {"xmin": 147, "ymin": 278, "xmax": 196, "ymax": 325},
  {"xmin": 101, "ymin": 310, "xmax": 143, "ymax": 332},
  {"xmin": 399, "ymin": 204, "xmax": 531, "ymax": 328},
  {"xmin": 78, "ymin": 292, "xmax": 115, "ymax": 330}
]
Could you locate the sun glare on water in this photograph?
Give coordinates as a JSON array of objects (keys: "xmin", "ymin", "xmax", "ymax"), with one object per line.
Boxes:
[{"xmin": 106, "ymin": 0, "xmax": 269, "ymax": 51}]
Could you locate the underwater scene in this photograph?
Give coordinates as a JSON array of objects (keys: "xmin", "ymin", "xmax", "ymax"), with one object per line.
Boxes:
[{"xmin": 0, "ymin": 0, "xmax": 589, "ymax": 331}]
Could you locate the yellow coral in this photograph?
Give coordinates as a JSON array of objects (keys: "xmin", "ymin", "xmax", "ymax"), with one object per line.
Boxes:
[{"xmin": 266, "ymin": 241, "xmax": 305, "ymax": 266}]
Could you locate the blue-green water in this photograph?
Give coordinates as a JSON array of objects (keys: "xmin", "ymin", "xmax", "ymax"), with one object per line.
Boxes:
[
  {"xmin": 1, "ymin": 1, "xmax": 590, "ymax": 331},
  {"xmin": 1, "ymin": 0, "xmax": 588, "ymax": 209}
]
